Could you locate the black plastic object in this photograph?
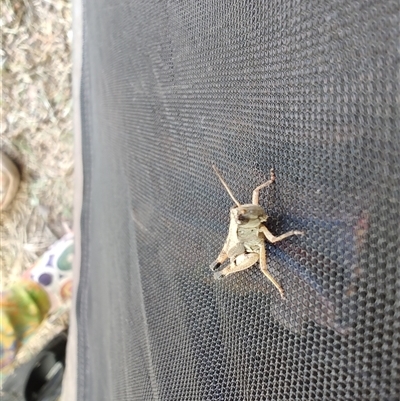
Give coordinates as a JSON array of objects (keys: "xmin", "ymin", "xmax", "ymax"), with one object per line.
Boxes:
[
  {"xmin": 77, "ymin": 1, "xmax": 400, "ymax": 400},
  {"xmin": 2, "ymin": 331, "xmax": 67, "ymax": 401}
]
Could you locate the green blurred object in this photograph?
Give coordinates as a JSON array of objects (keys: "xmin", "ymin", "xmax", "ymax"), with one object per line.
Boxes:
[{"xmin": 0, "ymin": 280, "xmax": 50, "ymax": 373}]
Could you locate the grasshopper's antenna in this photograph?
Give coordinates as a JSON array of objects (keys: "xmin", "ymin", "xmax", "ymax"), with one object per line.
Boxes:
[{"xmin": 212, "ymin": 165, "xmax": 241, "ymax": 207}]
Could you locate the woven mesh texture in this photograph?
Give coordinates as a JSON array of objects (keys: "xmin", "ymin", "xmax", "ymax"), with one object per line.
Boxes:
[{"xmin": 77, "ymin": 1, "xmax": 400, "ymax": 400}]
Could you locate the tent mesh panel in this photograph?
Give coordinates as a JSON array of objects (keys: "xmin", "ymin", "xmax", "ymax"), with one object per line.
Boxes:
[{"xmin": 77, "ymin": 1, "xmax": 400, "ymax": 400}]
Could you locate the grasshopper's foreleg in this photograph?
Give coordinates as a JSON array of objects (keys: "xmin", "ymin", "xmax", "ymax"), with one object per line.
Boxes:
[
  {"xmin": 260, "ymin": 225, "xmax": 304, "ymax": 244},
  {"xmin": 259, "ymin": 242, "xmax": 285, "ymax": 298},
  {"xmin": 251, "ymin": 168, "xmax": 275, "ymax": 205},
  {"xmin": 209, "ymin": 248, "xmax": 228, "ymax": 271},
  {"xmin": 214, "ymin": 253, "xmax": 259, "ymax": 280}
]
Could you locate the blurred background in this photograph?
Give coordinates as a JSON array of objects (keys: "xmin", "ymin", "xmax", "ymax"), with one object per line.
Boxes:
[
  {"xmin": 1, "ymin": 0, "xmax": 73, "ymax": 288},
  {"xmin": 1, "ymin": 0, "xmax": 73, "ymax": 395}
]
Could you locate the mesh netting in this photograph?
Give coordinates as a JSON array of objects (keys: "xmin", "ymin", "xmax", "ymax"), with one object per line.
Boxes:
[{"xmin": 77, "ymin": 1, "xmax": 400, "ymax": 400}]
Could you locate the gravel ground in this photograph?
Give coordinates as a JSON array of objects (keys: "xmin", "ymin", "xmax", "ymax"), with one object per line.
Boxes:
[{"xmin": 1, "ymin": 0, "xmax": 73, "ymax": 288}]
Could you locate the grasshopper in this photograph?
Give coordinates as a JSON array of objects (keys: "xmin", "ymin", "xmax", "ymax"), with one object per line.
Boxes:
[{"xmin": 210, "ymin": 166, "xmax": 304, "ymax": 298}]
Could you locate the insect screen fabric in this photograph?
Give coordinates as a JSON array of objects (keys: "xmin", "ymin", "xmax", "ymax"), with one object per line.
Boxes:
[{"xmin": 76, "ymin": 1, "xmax": 400, "ymax": 400}]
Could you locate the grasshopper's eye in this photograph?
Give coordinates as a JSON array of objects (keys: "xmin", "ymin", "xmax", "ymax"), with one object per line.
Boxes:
[{"xmin": 237, "ymin": 212, "xmax": 249, "ymax": 223}]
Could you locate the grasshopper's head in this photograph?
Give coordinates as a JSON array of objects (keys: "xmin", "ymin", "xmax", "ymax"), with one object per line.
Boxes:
[
  {"xmin": 212, "ymin": 165, "xmax": 268, "ymax": 226},
  {"xmin": 231, "ymin": 204, "xmax": 267, "ymax": 225}
]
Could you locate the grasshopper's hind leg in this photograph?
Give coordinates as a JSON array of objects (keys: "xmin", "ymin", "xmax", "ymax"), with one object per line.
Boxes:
[
  {"xmin": 214, "ymin": 253, "xmax": 259, "ymax": 280},
  {"xmin": 210, "ymin": 248, "xmax": 228, "ymax": 271},
  {"xmin": 259, "ymin": 243, "xmax": 285, "ymax": 299}
]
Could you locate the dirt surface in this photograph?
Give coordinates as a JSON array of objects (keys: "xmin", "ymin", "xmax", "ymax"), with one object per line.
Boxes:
[{"xmin": 1, "ymin": 0, "xmax": 73, "ymax": 289}]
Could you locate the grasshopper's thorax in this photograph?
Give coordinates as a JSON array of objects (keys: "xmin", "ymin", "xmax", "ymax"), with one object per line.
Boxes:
[
  {"xmin": 225, "ymin": 205, "xmax": 267, "ymax": 258},
  {"xmin": 227, "ymin": 204, "xmax": 267, "ymax": 252}
]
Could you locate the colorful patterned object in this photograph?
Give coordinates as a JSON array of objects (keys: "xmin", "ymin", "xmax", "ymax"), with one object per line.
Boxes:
[
  {"xmin": 25, "ymin": 233, "xmax": 74, "ymax": 309},
  {"xmin": 0, "ymin": 280, "xmax": 50, "ymax": 371}
]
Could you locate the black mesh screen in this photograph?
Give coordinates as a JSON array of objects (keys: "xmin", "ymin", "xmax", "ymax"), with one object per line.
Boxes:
[{"xmin": 77, "ymin": 1, "xmax": 400, "ymax": 400}]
